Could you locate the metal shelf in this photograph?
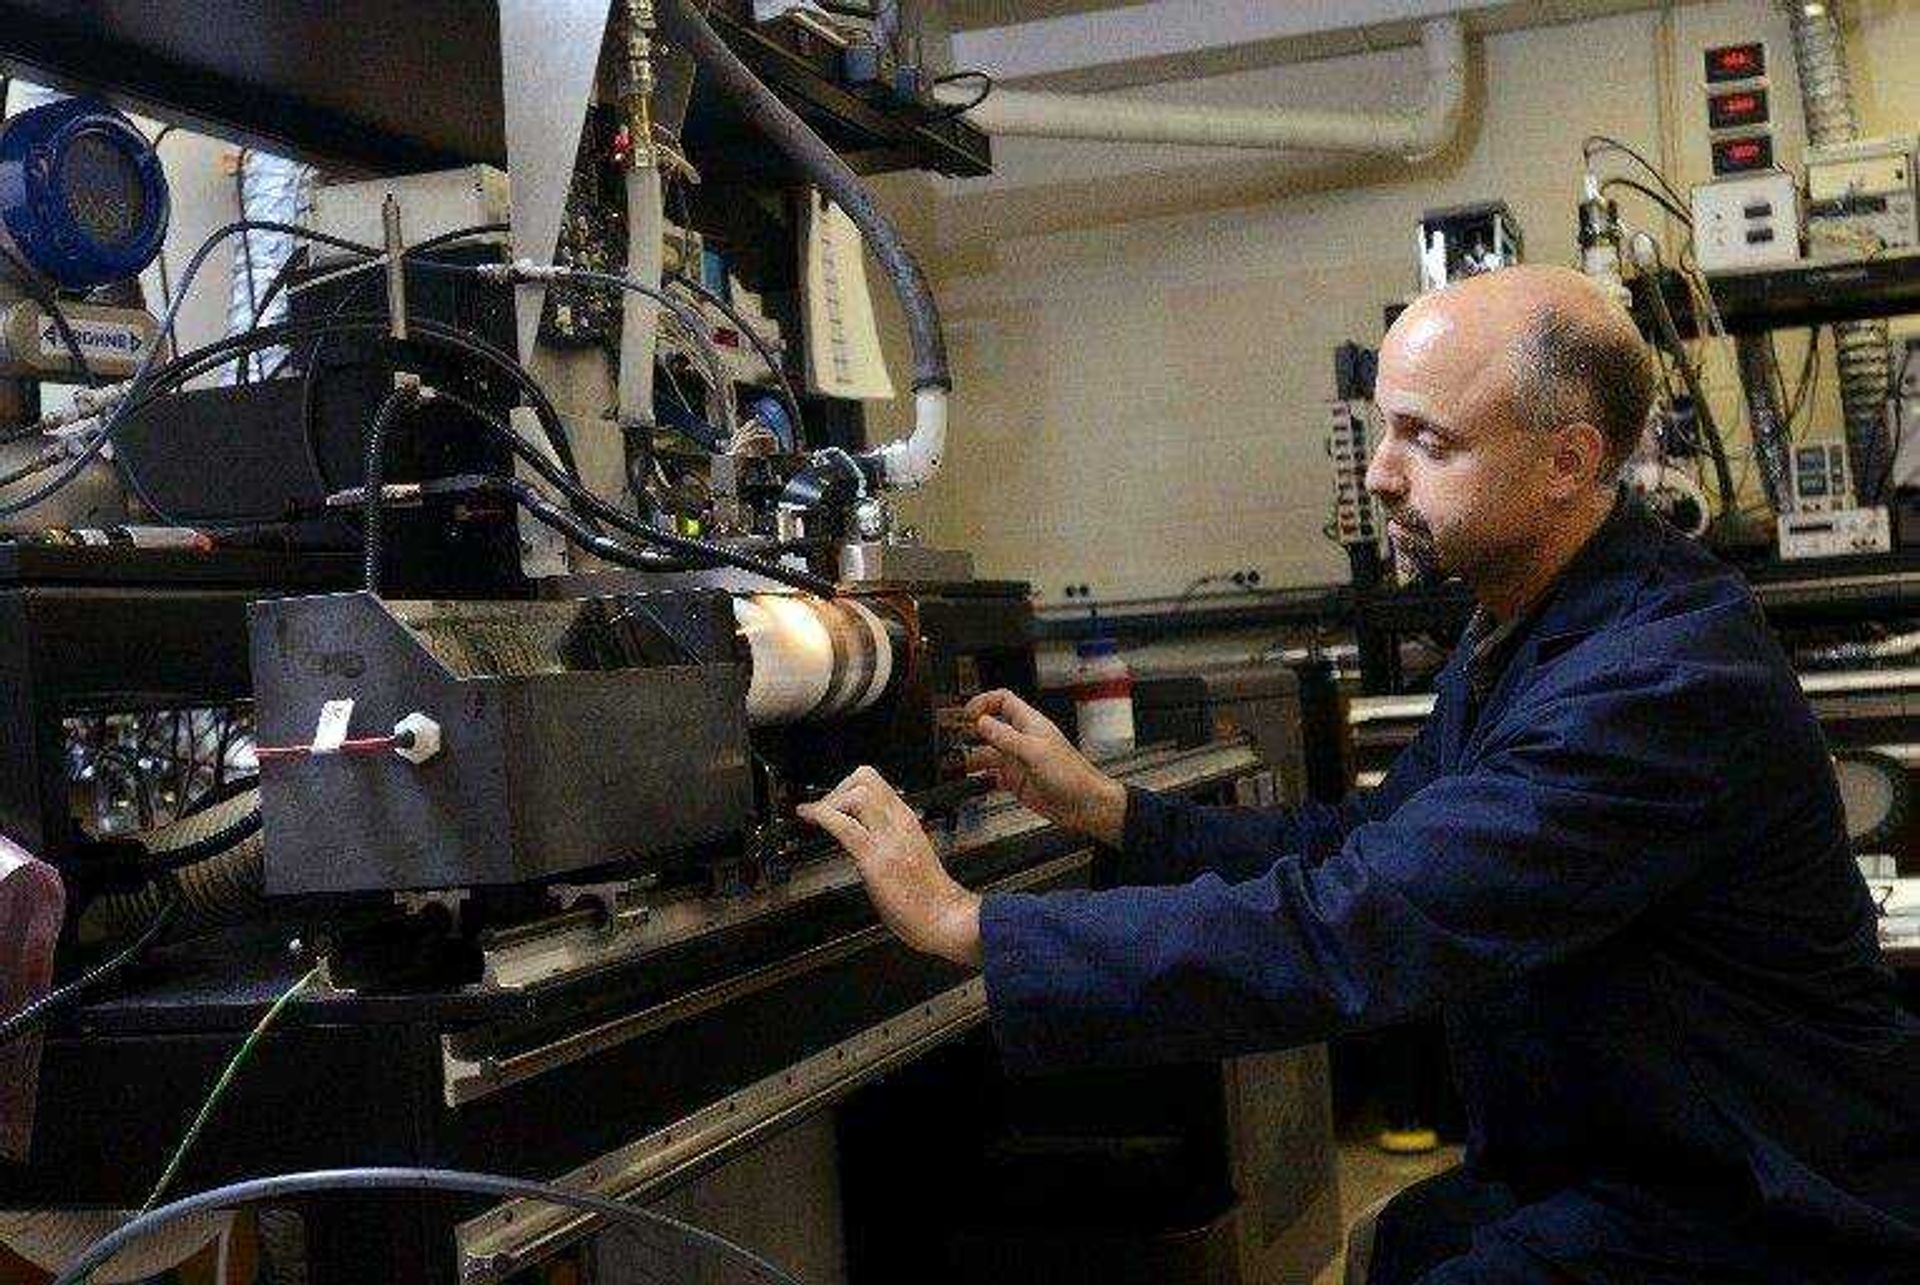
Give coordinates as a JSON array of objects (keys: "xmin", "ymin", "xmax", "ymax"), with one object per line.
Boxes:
[
  {"xmin": 0, "ymin": 0, "xmax": 989, "ymax": 179},
  {"xmin": 1705, "ymin": 250, "xmax": 1920, "ymax": 334}
]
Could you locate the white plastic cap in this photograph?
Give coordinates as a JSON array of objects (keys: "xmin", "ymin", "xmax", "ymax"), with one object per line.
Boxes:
[{"xmin": 393, "ymin": 712, "xmax": 442, "ymax": 764}]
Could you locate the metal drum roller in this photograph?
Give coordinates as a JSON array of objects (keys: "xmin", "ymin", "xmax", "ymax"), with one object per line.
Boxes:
[{"xmin": 732, "ymin": 593, "xmax": 908, "ymax": 725}]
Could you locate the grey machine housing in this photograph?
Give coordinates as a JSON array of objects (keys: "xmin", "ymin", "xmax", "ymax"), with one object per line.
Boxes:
[{"xmin": 249, "ymin": 590, "xmax": 755, "ymax": 896}]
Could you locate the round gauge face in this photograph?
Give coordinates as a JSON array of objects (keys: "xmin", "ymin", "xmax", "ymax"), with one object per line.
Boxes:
[{"xmin": 57, "ymin": 131, "xmax": 148, "ymax": 249}]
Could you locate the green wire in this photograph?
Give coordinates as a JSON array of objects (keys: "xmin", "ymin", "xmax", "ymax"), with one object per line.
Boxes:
[{"xmin": 138, "ymin": 964, "xmax": 323, "ymax": 1216}]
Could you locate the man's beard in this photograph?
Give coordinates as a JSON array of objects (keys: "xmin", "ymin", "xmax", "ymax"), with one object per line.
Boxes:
[{"xmin": 1385, "ymin": 506, "xmax": 1444, "ymax": 587}]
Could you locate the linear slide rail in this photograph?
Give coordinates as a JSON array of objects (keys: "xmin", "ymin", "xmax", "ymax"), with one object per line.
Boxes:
[
  {"xmin": 467, "ymin": 738, "xmax": 1262, "ymax": 995},
  {"xmin": 454, "ymin": 857, "xmax": 1109, "ymax": 1277},
  {"xmin": 441, "ymin": 844, "xmax": 1098, "ymax": 1107},
  {"xmin": 451, "ymin": 743, "xmax": 1266, "ymax": 1279},
  {"xmin": 456, "ymin": 974, "xmax": 987, "ymax": 1282}
]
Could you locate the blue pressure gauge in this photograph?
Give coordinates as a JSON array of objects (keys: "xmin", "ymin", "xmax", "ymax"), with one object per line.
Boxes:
[{"xmin": 0, "ymin": 97, "xmax": 169, "ymax": 289}]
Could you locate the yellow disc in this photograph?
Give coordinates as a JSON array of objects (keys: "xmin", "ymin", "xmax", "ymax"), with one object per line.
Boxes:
[{"xmin": 1376, "ymin": 1127, "xmax": 1440, "ymax": 1155}]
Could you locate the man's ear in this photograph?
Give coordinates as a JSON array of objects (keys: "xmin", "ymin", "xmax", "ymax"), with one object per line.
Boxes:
[{"xmin": 1550, "ymin": 420, "xmax": 1609, "ymax": 494}]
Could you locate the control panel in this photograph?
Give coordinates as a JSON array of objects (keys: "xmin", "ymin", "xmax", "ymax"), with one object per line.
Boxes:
[{"xmin": 1691, "ymin": 171, "xmax": 1799, "ymax": 271}]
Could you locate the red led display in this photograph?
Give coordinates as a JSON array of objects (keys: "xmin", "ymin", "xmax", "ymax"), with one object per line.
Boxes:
[
  {"xmin": 1704, "ymin": 42, "xmax": 1766, "ymax": 83},
  {"xmin": 1711, "ymin": 133, "xmax": 1774, "ymax": 175},
  {"xmin": 1708, "ymin": 87, "xmax": 1769, "ymax": 130}
]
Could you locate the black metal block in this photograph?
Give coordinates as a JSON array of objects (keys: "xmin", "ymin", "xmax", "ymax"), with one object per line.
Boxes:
[{"xmin": 249, "ymin": 591, "xmax": 755, "ymax": 894}]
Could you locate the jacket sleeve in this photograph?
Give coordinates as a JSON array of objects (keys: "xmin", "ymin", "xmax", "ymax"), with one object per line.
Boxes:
[
  {"xmin": 1109, "ymin": 710, "xmax": 1448, "ymax": 887},
  {"xmin": 982, "ymin": 655, "xmax": 1754, "ymax": 1073}
]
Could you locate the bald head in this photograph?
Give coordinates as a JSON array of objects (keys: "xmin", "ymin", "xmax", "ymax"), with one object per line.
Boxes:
[
  {"xmin": 1390, "ymin": 265, "xmax": 1653, "ymax": 470},
  {"xmin": 1368, "ymin": 266, "xmax": 1653, "ymax": 613}
]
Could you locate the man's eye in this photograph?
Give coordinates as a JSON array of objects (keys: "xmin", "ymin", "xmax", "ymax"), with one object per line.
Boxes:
[{"xmin": 1413, "ymin": 430, "xmax": 1448, "ymax": 459}]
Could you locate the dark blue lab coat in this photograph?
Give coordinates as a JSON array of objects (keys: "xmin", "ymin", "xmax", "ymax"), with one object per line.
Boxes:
[{"xmin": 980, "ymin": 498, "xmax": 1920, "ymax": 1283}]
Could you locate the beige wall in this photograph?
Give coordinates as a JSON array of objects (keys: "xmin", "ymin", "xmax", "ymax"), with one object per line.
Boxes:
[{"xmin": 867, "ymin": 0, "xmax": 1920, "ymax": 606}]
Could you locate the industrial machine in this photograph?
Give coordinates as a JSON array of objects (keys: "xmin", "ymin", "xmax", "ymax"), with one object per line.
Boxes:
[
  {"xmin": 0, "ymin": 0, "xmax": 1003, "ymax": 907},
  {"xmin": 0, "ymin": 3, "xmax": 1339, "ymax": 1282}
]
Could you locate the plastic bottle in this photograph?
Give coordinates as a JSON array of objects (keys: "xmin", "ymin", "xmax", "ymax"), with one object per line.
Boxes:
[{"xmin": 1071, "ymin": 637, "xmax": 1135, "ymax": 759}]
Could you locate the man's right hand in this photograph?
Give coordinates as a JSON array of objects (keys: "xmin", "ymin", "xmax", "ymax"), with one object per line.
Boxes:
[{"xmin": 961, "ymin": 689, "xmax": 1129, "ymax": 848}]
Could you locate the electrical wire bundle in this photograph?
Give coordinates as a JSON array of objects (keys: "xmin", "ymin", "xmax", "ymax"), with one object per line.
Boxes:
[
  {"xmin": 7, "ymin": 215, "xmax": 835, "ymax": 594},
  {"xmin": 1584, "ymin": 134, "xmax": 1692, "ymax": 229},
  {"xmin": 1582, "ymin": 133, "xmax": 1827, "ymax": 531}
]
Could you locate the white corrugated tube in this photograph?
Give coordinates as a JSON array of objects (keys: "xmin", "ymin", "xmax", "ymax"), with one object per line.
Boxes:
[
  {"xmin": 223, "ymin": 150, "xmax": 315, "ymax": 382},
  {"xmin": 1782, "ymin": 0, "xmax": 1894, "ymax": 500}
]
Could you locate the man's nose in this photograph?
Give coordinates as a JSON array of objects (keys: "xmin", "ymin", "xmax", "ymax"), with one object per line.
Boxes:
[{"xmin": 1365, "ymin": 437, "xmax": 1403, "ymax": 500}]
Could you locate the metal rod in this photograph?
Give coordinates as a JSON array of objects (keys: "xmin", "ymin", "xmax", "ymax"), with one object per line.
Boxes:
[{"xmin": 382, "ymin": 194, "xmax": 408, "ymax": 343}]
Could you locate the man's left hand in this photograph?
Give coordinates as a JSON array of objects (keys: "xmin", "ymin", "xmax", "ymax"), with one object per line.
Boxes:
[{"xmin": 796, "ymin": 766, "xmax": 983, "ymax": 968}]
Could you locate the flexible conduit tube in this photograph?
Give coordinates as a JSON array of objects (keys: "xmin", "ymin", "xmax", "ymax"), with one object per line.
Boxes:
[
  {"xmin": 1783, "ymin": 0, "xmax": 1894, "ymax": 501},
  {"xmin": 658, "ymin": 0, "xmax": 951, "ymax": 489},
  {"xmin": 935, "ymin": 18, "xmax": 1466, "ymax": 158},
  {"xmin": 223, "ymin": 151, "xmax": 313, "ymax": 382},
  {"xmin": 84, "ymin": 790, "xmax": 265, "ymax": 937}
]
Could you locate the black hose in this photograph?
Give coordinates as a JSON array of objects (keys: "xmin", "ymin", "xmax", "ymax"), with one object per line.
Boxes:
[
  {"xmin": 0, "ymin": 893, "xmax": 181, "ymax": 1051},
  {"xmin": 51, "ymin": 1166, "xmax": 803, "ymax": 1285},
  {"xmin": 435, "ymin": 388, "xmax": 677, "ymax": 543},
  {"xmin": 233, "ymin": 151, "xmax": 261, "ymax": 382},
  {"xmin": 1642, "ymin": 265, "xmax": 1737, "ymax": 517},
  {"xmin": 658, "ymin": 0, "xmax": 949, "ymax": 393},
  {"xmin": 0, "ymin": 218, "xmax": 485, "ymax": 523},
  {"xmin": 287, "ymin": 240, "xmax": 584, "ymax": 484},
  {"xmin": 361, "ymin": 383, "xmax": 424, "ymax": 593},
  {"xmin": 0, "ymin": 219, "xmax": 385, "ymax": 520},
  {"xmin": 1600, "ymin": 177, "xmax": 1691, "ymax": 227},
  {"xmin": 179, "ymin": 772, "xmax": 260, "ymax": 820},
  {"xmin": 495, "ymin": 475, "xmax": 698, "ymax": 574},
  {"xmin": 107, "ymin": 311, "xmax": 587, "ymax": 526},
  {"xmin": 432, "ymin": 391, "xmax": 839, "ymax": 595},
  {"xmin": 413, "ymin": 467, "xmax": 838, "ymax": 595}
]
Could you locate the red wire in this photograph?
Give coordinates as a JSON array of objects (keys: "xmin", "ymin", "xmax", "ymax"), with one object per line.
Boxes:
[{"xmin": 255, "ymin": 735, "xmax": 399, "ymax": 762}]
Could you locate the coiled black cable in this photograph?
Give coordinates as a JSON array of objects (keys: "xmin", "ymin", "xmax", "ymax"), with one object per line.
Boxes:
[
  {"xmin": 361, "ymin": 382, "xmax": 425, "ymax": 593},
  {"xmin": 0, "ymin": 891, "xmax": 181, "ymax": 1051}
]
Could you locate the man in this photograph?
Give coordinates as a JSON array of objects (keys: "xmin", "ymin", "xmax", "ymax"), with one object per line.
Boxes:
[{"xmin": 799, "ymin": 266, "xmax": 1920, "ymax": 1283}]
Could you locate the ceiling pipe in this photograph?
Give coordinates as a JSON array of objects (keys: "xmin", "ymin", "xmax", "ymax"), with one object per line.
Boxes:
[{"xmin": 934, "ymin": 17, "xmax": 1466, "ymax": 158}]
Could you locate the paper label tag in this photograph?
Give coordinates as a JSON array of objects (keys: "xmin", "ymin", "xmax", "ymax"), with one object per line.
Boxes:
[
  {"xmin": 312, "ymin": 699, "xmax": 355, "ymax": 753},
  {"xmin": 37, "ymin": 315, "xmax": 151, "ymax": 362}
]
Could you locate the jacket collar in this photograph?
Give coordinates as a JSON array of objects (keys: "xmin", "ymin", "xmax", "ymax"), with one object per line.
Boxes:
[
  {"xmin": 1524, "ymin": 489, "xmax": 1663, "ymax": 648},
  {"xmin": 1442, "ymin": 492, "xmax": 1663, "ymax": 733}
]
